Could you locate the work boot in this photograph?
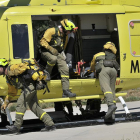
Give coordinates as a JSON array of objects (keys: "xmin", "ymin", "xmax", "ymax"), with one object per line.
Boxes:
[
  {"xmin": 6, "ymin": 125, "xmax": 20, "ymax": 134},
  {"xmin": 41, "ymin": 125, "xmax": 56, "ymax": 132},
  {"xmin": 105, "ymin": 104, "xmax": 117, "ymax": 119},
  {"xmin": 104, "ymin": 112, "xmax": 115, "ymax": 124},
  {"xmin": 62, "ymin": 90, "xmax": 76, "ymax": 97}
]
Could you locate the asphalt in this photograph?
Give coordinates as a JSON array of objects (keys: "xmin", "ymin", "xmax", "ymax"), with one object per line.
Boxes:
[{"xmin": 0, "ymin": 101, "xmax": 140, "ymax": 140}]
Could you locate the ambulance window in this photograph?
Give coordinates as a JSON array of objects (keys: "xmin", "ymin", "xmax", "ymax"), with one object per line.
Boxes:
[
  {"xmin": 11, "ymin": 24, "xmax": 29, "ymax": 59},
  {"xmin": 129, "ymin": 21, "xmax": 140, "ymax": 56}
]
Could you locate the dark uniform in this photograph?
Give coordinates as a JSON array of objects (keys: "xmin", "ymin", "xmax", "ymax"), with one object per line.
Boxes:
[
  {"xmin": 40, "ymin": 24, "xmax": 76, "ymax": 97},
  {"xmin": 53, "ymin": 32, "xmax": 75, "ymax": 115},
  {"xmin": 2, "ymin": 63, "xmax": 55, "ymax": 133},
  {"xmin": 40, "ymin": 27, "xmax": 69, "ymax": 89},
  {"xmin": 7, "ymin": 79, "xmax": 54, "ymax": 130},
  {"xmin": 90, "ymin": 42, "xmax": 119, "ymax": 119}
]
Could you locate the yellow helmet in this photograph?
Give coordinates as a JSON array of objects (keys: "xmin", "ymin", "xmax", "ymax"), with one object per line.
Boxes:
[
  {"xmin": 103, "ymin": 42, "xmax": 117, "ymax": 54},
  {"xmin": 0, "ymin": 58, "xmax": 8, "ymax": 67},
  {"xmin": 105, "ymin": 42, "xmax": 115, "ymax": 46},
  {"xmin": 60, "ymin": 19, "xmax": 78, "ymax": 31}
]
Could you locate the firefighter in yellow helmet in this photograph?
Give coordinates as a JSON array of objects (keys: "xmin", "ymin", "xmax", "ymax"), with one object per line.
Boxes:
[
  {"xmin": 0, "ymin": 59, "xmax": 55, "ymax": 134},
  {"xmin": 40, "ymin": 19, "xmax": 78, "ymax": 97},
  {"xmin": 89, "ymin": 42, "xmax": 119, "ymax": 121}
]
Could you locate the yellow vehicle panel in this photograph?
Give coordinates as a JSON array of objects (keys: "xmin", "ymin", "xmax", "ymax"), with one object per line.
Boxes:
[
  {"xmin": 0, "ymin": 0, "xmax": 108, "ymax": 6},
  {"xmin": 117, "ymin": 13, "xmax": 140, "ymax": 78},
  {"xmin": 0, "ymin": 1, "xmax": 140, "ymax": 103},
  {"xmin": 0, "ymin": 17, "xmax": 9, "ymax": 59},
  {"xmin": 0, "ymin": 77, "xmax": 125, "ymax": 102},
  {"xmin": 0, "ymin": 0, "xmax": 139, "ymax": 7},
  {"xmin": 130, "ymin": 22, "xmax": 140, "ymax": 36},
  {"xmin": 131, "ymin": 36, "xmax": 140, "ymax": 56},
  {"xmin": 1, "ymin": 5, "xmax": 125, "ymax": 18},
  {"xmin": 121, "ymin": 0, "xmax": 140, "ymax": 7}
]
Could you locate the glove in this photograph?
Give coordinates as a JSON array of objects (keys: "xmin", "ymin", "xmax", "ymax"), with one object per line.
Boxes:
[
  {"xmin": 1, "ymin": 103, "xmax": 8, "ymax": 110},
  {"xmin": 1, "ymin": 95, "xmax": 9, "ymax": 110},
  {"xmin": 84, "ymin": 70, "xmax": 93, "ymax": 77},
  {"xmin": 36, "ymin": 81, "xmax": 45, "ymax": 90},
  {"xmin": 43, "ymin": 70, "xmax": 50, "ymax": 81},
  {"xmin": 48, "ymin": 45, "xmax": 58, "ymax": 56}
]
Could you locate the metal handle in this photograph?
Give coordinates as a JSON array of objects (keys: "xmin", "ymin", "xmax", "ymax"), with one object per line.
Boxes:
[{"xmin": 123, "ymin": 53, "xmax": 126, "ymax": 61}]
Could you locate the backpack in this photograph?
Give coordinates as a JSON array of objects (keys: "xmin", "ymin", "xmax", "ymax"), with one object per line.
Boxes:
[
  {"xmin": 7, "ymin": 60, "xmax": 47, "ymax": 81},
  {"xmin": 7, "ymin": 60, "xmax": 50, "ymax": 93},
  {"xmin": 33, "ymin": 20, "xmax": 57, "ymax": 60},
  {"xmin": 103, "ymin": 50, "xmax": 120, "ymax": 71}
]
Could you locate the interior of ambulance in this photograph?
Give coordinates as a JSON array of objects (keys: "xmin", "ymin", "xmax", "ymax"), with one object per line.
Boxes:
[{"xmin": 31, "ymin": 14, "xmax": 120, "ymax": 79}]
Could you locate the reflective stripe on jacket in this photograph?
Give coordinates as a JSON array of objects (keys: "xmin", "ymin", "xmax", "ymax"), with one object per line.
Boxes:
[{"xmin": 90, "ymin": 52, "xmax": 105, "ymax": 72}]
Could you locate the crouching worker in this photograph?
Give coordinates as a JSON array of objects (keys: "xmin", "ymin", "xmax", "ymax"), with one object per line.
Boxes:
[
  {"xmin": 0, "ymin": 58, "xmax": 55, "ymax": 134},
  {"xmin": 89, "ymin": 42, "xmax": 119, "ymax": 121}
]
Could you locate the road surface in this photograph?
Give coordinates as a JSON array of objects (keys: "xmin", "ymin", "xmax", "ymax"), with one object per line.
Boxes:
[{"xmin": 0, "ymin": 101, "xmax": 140, "ymax": 140}]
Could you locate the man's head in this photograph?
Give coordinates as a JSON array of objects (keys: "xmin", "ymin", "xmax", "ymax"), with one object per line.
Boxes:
[
  {"xmin": 0, "ymin": 58, "xmax": 8, "ymax": 75},
  {"xmin": 60, "ymin": 19, "xmax": 78, "ymax": 35},
  {"xmin": 103, "ymin": 42, "xmax": 117, "ymax": 54}
]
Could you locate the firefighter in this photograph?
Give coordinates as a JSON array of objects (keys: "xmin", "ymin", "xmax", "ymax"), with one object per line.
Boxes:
[
  {"xmin": 89, "ymin": 42, "xmax": 119, "ymax": 120},
  {"xmin": 54, "ymin": 30, "xmax": 76, "ymax": 116},
  {"xmin": 40, "ymin": 19, "xmax": 78, "ymax": 97},
  {"xmin": 0, "ymin": 59, "xmax": 55, "ymax": 134}
]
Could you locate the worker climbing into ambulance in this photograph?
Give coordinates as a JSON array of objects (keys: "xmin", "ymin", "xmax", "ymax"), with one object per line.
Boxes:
[
  {"xmin": 88, "ymin": 42, "xmax": 120, "ymax": 121},
  {"xmin": 40, "ymin": 19, "xmax": 78, "ymax": 97}
]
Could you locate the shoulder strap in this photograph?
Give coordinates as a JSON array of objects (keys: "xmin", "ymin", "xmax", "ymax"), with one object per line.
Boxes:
[
  {"xmin": 6, "ymin": 76, "xmax": 12, "ymax": 85},
  {"xmin": 51, "ymin": 27, "xmax": 59, "ymax": 41},
  {"xmin": 54, "ymin": 27, "xmax": 59, "ymax": 37}
]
